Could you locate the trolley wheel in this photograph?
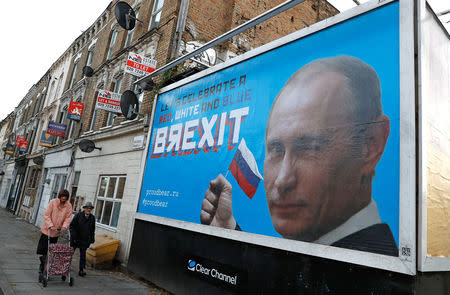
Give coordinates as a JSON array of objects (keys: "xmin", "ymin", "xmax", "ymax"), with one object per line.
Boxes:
[
  {"xmin": 61, "ymin": 275, "xmax": 66, "ymax": 281},
  {"xmin": 43, "ymin": 278, "xmax": 47, "ymax": 287},
  {"xmin": 69, "ymin": 277, "xmax": 74, "ymax": 287}
]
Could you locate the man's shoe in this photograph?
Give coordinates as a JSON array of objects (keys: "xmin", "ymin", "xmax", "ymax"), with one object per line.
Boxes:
[{"xmin": 78, "ymin": 270, "xmax": 86, "ymax": 277}]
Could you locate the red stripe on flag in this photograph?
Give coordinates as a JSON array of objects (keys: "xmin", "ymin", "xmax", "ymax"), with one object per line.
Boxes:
[{"xmin": 229, "ymin": 159, "xmax": 257, "ymax": 199}]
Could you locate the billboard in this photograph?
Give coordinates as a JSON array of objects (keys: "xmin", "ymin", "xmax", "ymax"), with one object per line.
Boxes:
[
  {"xmin": 136, "ymin": 1, "xmax": 415, "ymax": 273},
  {"xmin": 68, "ymin": 101, "xmax": 84, "ymax": 121},
  {"xmin": 47, "ymin": 121, "xmax": 66, "ymax": 137},
  {"xmin": 96, "ymin": 90, "xmax": 122, "ymax": 113},
  {"xmin": 124, "ymin": 52, "xmax": 157, "ymax": 77}
]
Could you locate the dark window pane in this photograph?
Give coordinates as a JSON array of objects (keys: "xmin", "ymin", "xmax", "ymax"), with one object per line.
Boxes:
[
  {"xmin": 98, "ymin": 177, "xmax": 107, "ymax": 197},
  {"xmin": 110, "ymin": 202, "xmax": 121, "ymax": 227},
  {"xmin": 116, "ymin": 178, "xmax": 126, "ymax": 199},
  {"xmin": 107, "ymin": 178, "xmax": 117, "ymax": 198},
  {"xmin": 95, "ymin": 200, "xmax": 104, "ymax": 222},
  {"xmin": 101, "ymin": 201, "xmax": 113, "ymax": 225}
]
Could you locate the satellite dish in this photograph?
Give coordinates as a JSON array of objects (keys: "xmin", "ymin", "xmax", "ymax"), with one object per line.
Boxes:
[
  {"xmin": 78, "ymin": 139, "xmax": 102, "ymax": 153},
  {"xmin": 120, "ymin": 90, "xmax": 140, "ymax": 120},
  {"xmin": 33, "ymin": 156, "xmax": 44, "ymax": 166},
  {"xmin": 115, "ymin": 1, "xmax": 136, "ymax": 30},
  {"xmin": 83, "ymin": 66, "xmax": 94, "ymax": 77}
]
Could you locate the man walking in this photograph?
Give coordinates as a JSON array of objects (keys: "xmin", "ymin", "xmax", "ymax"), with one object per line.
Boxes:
[{"xmin": 70, "ymin": 201, "xmax": 96, "ymax": 277}]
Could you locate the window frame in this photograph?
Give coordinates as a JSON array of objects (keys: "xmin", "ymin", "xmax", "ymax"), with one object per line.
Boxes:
[
  {"xmin": 94, "ymin": 175, "xmax": 126, "ymax": 228},
  {"xmin": 90, "ymin": 91, "xmax": 100, "ymax": 131},
  {"xmin": 106, "ymin": 29, "xmax": 118, "ymax": 60},
  {"xmin": 125, "ymin": 9, "xmax": 140, "ymax": 47},
  {"xmin": 149, "ymin": 0, "xmax": 165, "ymax": 29},
  {"xmin": 106, "ymin": 77, "xmax": 122, "ymax": 126},
  {"xmin": 51, "ymin": 174, "xmax": 67, "ymax": 199},
  {"xmin": 69, "ymin": 62, "xmax": 79, "ymax": 89}
]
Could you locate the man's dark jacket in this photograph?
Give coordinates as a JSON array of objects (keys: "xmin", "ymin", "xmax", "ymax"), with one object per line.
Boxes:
[
  {"xmin": 70, "ymin": 212, "xmax": 95, "ymax": 248},
  {"xmin": 331, "ymin": 223, "xmax": 398, "ymax": 256}
]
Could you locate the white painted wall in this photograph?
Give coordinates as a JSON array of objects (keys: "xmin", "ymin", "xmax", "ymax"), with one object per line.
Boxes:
[
  {"xmin": 34, "ymin": 149, "xmax": 73, "ymax": 227},
  {"xmin": 75, "ymin": 129, "xmax": 145, "ymax": 263}
]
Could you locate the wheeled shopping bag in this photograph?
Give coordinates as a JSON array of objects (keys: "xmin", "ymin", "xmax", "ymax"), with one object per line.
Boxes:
[{"xmin": 40, "ymin": 229, "xmax": 74, "ymax": 287}]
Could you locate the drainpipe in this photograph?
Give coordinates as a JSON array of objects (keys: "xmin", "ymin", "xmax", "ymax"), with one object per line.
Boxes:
[{"xmin": 170, "ymin": 0, "xmax": 190, "ymax": 60}]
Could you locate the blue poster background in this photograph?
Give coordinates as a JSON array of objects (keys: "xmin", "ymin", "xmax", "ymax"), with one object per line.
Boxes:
[{"xmin": 138, "ymin": 3, "xmax": 400, "ymax": 245}]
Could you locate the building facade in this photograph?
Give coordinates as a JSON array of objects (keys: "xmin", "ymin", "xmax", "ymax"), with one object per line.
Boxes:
[{"xmin": 0, "ymin": 0, "xmax": 338, "ymax": 266}]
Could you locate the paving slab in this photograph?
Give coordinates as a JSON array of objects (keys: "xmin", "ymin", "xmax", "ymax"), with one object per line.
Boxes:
[{"xmin": 0, "ymin": 209, "xmax": 170, "ymax": 295}]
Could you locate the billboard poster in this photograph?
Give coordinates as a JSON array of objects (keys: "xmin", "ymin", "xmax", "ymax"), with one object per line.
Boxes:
[
  {"xmin": 15, "ymin": 135, "xmax": 25, "ymax": 145},
  {"xmin": 39, "ymin": 131, "xmax": 54, "ymax": 147},
  {"xmin": 47, "ymin": 121, "xmax": 66, "ymax": 137},
  {"xmin": 124, "ymin": 52, "xmax": 157, "ymax": 77},
  {"xmin": 137, "ymin": 1, "xmax": 412, "ymax": 271},
  {"xmin": 17, "ymin": 140, "xmax": 28, "ymax": 152},
  {"xmin": 96, "ymin": 90, "xmax": 122, "ymax": 113},
  {"xmin": 68, "ymin": 101, "xmax": 84, "ymax": 121}
]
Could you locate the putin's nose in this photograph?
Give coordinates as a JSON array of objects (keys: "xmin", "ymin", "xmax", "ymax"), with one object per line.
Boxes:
[{"xmin": 274, "ymin": 153, "xmax": 297, "ymax": 195}]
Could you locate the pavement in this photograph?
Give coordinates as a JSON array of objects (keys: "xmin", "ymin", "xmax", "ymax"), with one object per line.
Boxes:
[{"xmin": 0, "ymin": 208, "xmax": 170, "ymax": 295}]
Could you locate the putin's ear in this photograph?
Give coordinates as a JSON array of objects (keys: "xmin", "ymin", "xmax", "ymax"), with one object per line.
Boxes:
[{"xmin": 361, "ymin": 115, "xmax": 390, "ymax": 175}]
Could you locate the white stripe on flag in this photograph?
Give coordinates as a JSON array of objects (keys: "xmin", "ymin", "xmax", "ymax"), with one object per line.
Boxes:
[{"xmin": 237, "ymin": 138, "xmax": 263, "ymax": 180}]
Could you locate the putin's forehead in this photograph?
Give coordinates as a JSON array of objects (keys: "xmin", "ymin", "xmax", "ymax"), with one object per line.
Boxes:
[{"xmin": 270, "ymin": 71, "xmax": 353, "ymax": 125}]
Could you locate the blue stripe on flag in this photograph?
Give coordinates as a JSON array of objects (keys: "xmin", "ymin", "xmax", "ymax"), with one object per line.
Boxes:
[{"xmin": 233, "ymin": 149, "xmax": 261, "ymax": 188}]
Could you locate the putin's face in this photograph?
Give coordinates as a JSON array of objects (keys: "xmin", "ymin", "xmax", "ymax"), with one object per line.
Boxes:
[{"xmin": 264, "ymin": 72, "xmax": 366, "ymax": 241}]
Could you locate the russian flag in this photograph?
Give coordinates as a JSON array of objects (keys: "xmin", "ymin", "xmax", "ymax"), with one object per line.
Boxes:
[{"xmin": 228, "ymin": 139, "xmax": 263, "ymax": 199}]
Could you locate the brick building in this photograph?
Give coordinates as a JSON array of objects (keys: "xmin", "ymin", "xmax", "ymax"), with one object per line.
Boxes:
[{"xmin": 1, "ymin": 0, "xmax": 338, "ymax": 267}]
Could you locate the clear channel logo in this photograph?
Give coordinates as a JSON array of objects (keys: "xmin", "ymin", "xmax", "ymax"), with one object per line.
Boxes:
[
  {"xmin": 188, "ymin": 260, "xmax": 196, "ymax": 271},
  {"xmin": 186, "ymin": 259, "xmax": 238, "ymax": 285}
]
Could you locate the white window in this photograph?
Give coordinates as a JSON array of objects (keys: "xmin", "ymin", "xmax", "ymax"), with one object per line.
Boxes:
[
  {"xmin": 55, "ymin": 74, "xmax": 64, "ymax": 100},
  {"xmin": 90, "ymin": 91, "xmax": 99, "ymax": 131},
  {"xmin": 86, "ymin": 50, "xmax": 94, "ymax": 67},
  {"xmin": 134, "ymin": 79, "xmax": 144, "ymax": 114},
  {"xmin": 69, "ymin": 62, "xmax": 79, "ymax": 89},
  {"xmin": 90, "ymin": 109, "xmax": 98, "ymax": 131},
  {"xmin": 125, "ymin": 9, "xmax": 140, "ymax": 47},
  {"xmin": 149, "ymin": 0, "xmax": 164, "ymax": 29},
  {"xmin": 68, "ymin": 120, "xmax": 76, "ymax": 139},
  {"xmin": 49, "ymin": 80, "xmax": 56, "ymax": 102},
  {"xmin": 95, "ymin": 176, "xmax": 126, "ymax": 228},
  {"xmin": 107, "ymin": 77, "xmax": 122, "ymax": 126},
  {"xmin": 51, "ymin": 174, "xmax": 67, "ymax": 199},
  {"xmin": 106, "ymin": 30, "xmax": 118, "ymax": 60}
]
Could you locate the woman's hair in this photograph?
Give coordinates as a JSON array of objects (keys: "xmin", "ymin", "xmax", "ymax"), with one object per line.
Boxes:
[{"xmin": 58, "ymin": 189, "xmax": 70, "ymax": 199}]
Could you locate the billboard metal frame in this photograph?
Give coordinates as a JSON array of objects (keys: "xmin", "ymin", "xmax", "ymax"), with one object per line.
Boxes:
[
  {"xmin": 133, "ymin": 0, "xmax": 417, "ymax": 275},
  {"xmin": 417, "ymin": 0, "xmax": 450, "ymax": 272}
]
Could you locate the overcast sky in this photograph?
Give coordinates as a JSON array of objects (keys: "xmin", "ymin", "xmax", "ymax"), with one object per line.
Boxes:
[
  {"xmin": 0, "ymin": 0, "xmax": 449, "ymax": 121},
  {"xmin": 0, "ymin": 0, "xmax": 111, "ymax": 121}
]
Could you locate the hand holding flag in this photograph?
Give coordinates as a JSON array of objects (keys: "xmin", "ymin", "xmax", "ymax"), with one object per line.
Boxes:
[{"xmin": 201, "ymin": 138, "xmax": 262, "ymax": 230}]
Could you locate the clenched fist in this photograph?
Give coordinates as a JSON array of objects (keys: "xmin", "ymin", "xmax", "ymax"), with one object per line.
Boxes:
[{"xmin": 200, "ymin": 174, "xmax": 236, "ymax": 229}]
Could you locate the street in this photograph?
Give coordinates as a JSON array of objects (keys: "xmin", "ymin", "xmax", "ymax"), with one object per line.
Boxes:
[{"xmin": 0, "ymin": 209, "xmax": 169, "ymax": 295}]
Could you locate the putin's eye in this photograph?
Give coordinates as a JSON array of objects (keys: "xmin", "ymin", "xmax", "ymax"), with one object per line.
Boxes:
[{"xmin": 267, "ymin": 140, "xmax": 285, "ymax": 155}]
